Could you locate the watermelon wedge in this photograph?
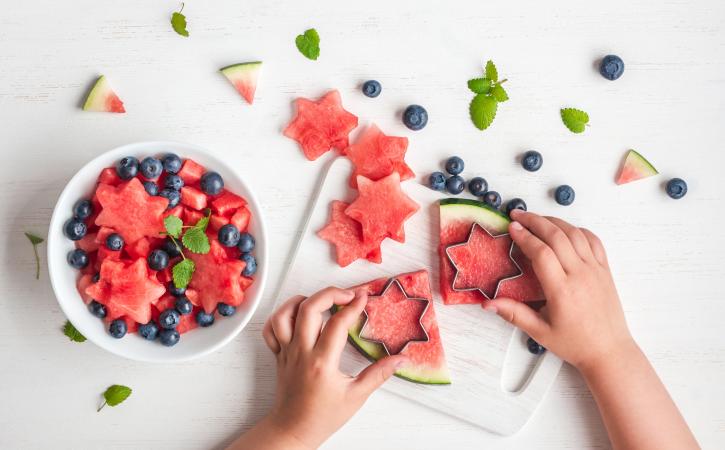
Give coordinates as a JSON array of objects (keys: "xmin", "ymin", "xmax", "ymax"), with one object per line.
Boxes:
[
  {"xmin": 220, "ymin": 62, "xmax": 262, "ymax": 104},
  {"xmin": 335, "ymin": 270, "xmax": 451, "ymax": 384},
  {"xmin": 615, "ymin": 149, "xmax": 659, "ymax": 185},
  {"xmin": 82, "ymin": 75, "xmax": 125, "ymax": 113},
  {"xmin": 345, "ymin": 124, "xmax": 414, "ymax": 188},
  {"xmin": 317, "ymin": 200, "xmax": 382, "ymax": 267}
]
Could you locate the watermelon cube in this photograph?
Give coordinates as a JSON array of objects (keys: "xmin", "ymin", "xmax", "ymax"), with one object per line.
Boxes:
[
  {"xmin": 178, "ymin": 159, "xmax": 205, "ymax": 185},
  {"xmin": 180, "ymin": 186, "xmax": 208, "ymax": 210},
  {"xmin": 98, "ymin": 167, "xmax": 122, "ymax": 186},
  {"xmin": 230, "ymin": 207, "xmax": 251, "ymax": 231},
  {"xmin": 183, "ymin": 208, "xmax": 204, "ymax": 225},
  {"xmin": 211, "ymin": 191, "xmax": 246, "ymax": 216},
  {"xmin": 76, "ymin": 232, "xmax": 99, "ymax": 253},
  {"xmin": 209, "ymin": 214, "xmax": 230, "ymax": 231},
  {"xmin": 76, "ymin": 274, "xmax": 95, "ymax": 304}
]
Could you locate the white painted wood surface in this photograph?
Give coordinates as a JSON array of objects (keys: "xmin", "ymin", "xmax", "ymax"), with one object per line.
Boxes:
[{"xmin": 1, "ymin": 0, "xmax": 724, "ymax": 448}]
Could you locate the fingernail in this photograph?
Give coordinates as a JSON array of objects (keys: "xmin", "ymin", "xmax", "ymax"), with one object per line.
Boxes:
[
  {"xmin": 483, "ymin": 304, "xmax": 498, "ymax": 313},
  {"xmin": 510, "ymin": 221, "xmax": 523, "ymax": 231}
]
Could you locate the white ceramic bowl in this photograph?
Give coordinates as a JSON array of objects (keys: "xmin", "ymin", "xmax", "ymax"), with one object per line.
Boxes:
[{"xmin": 47, "ymin": 141, "xmax": 268, "ymax": 362}]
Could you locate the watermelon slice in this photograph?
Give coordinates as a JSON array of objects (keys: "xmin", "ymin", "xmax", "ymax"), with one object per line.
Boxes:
[
  {"xmin": 439, "ymin": 199, "xmax": 544, "ymax": 305},
  {"xmin": 220, "ymin": 62, "xmax": 262, "ymax": 105},
  {"xmin": 317, "ymin": 200, "xmax": 382, "ymax": 267},
  {"xmin": 345, "ymin": 124, "xmax": 414, "ymax": 188},
  {"xmin": 335, "ymin": 270, "xmax": 450, "ymax": 384},
  {"xmin": 94, "ymin": 178, "xmax": 168, "ymax": 243},
  {"xmin": 615, "ymin": 149, "xmax": 659, "ymax": 185},
  {"xmin": 345, "ymin": 173, "xmax": 419, "ymax": 243},
  {"xmin": 82, "ymin": 75, "xmax": 125, "ymax": 113},
  {"xmin": 283, "ymin": 90, "xmax": 359, "ymax": 161},
  {"xmin": 187, "ymin": 238, "xmax": 247, "ymax": 313}
]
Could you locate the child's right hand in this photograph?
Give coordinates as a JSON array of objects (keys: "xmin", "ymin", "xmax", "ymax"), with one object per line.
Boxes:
[{"xmin": 485, "ymin": 209, "xmax": 635, "ymax": 371}]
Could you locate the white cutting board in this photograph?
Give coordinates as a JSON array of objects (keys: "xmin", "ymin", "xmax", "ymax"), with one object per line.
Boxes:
[{"xmin": 276, "ymin": 157, "xmax": 562, "ymax": 436}]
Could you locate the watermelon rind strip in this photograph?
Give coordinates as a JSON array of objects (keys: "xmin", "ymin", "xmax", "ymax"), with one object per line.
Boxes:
[
  {"xmin": 627, "ymin": 149, "xmax": 659, "ymax": 175},
  {"xmin": 219, "ymin": 61, "xmax": 263, "ymax": 74},
  {"xmin": 83, "ymin": 75, "xmax": 107, "ymax": 111}
]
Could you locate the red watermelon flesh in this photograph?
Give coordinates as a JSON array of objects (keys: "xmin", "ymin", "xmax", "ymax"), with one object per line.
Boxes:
[
  {"xmin": 76, "ymin": 274, "xmax": 95, "ymax": 304},
  {"xmin": 180, "ymin": 186, "xmax": 208, "ymax": 210},
  {"xmin": 98, "ymin": 168, "xmax": 122, "ymax": 186},
  {"xmin": 497, "ymin": 245, "xmax": 545, "ymax": 301},
  {"xmin": 154, "ymin": 295, "xmax": 199, "ymax": 334},
  {"xmin": 345, "ymin": 124, "xmax": 414, "ymax": 189},
  {"xmin": 211, "ymin": 191, "xmax": 246, "ymax": 216},
  {"xmin": 94, "ymin": 178, "xmax": 168, "ymax": 243},
  {"xmin": 76, "ymin": 232, "xmax": 99, "ymax": 253},
  {"xmin": 317, "ymin": 200, "xmax": 383, "ymax": 267},
  {"xmin": 615, "ymin": 149, "xmax": 659, "ymax": 185},
  {"xmin": 283, "ymin": 90, "xmax": 359, "ymax": 161},
  {"xmin": 187, "ymin": 238, "xmax": 247, "ymax": 313},
  {"xmin": 178, "ymin": 159, "xmax": 205, "ymax": 185},
  {"xmin": 230, "ymin": 207, "xmax": 251, "ymax": 231}
]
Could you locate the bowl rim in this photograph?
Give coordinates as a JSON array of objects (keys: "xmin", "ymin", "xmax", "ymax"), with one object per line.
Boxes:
[{"xmin": 47, "ymin": 141, "xmax": 268, "ymax": 363}]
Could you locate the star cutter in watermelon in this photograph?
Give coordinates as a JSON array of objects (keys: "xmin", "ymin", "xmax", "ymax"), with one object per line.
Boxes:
[
  {"xmin": 357, "ymin": 278, "xmax": 431, "ymax": 356},
  {"xmin": 444, "ymin": 222, "xmax": 523, "ymax": 300}
]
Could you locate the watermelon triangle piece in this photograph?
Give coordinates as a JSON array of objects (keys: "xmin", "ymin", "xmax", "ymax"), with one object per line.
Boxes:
[
  {"xmin": 220, "ymin": 62, "xmax": 262, "ymax": 104},
  {"xmin": 317, "ymin": 200, "xmax": 383, "ymax": 267},
  {"xmin": 615, "ymin": 149, "xmax": 659, "ymax": 185},
  {"xmin": 82, "ymin": 75, "xmax": 125, "ymax": 113},
  {"xmin": 345, "ymin": 124, "xmax": 414, "ymax": 189}
]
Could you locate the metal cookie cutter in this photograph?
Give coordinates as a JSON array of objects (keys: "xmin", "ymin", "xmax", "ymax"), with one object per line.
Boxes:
[
  {"xmin": 444, "ymin": 222, "xmax": 523, "ymax": 300},
  {"xmin": 358, "ymin": 278, "xmax": 431, "ymax": 356}
]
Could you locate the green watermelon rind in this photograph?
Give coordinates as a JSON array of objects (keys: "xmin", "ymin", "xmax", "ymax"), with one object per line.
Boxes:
[
  {"xmin": 616, "ymin": 149, "xmax": 659, "ymax": 185},
  {"xmin": 83, "ymin": 75, "xmax": 117, "ymax": 112},
  {"xmin": 331, "ymin": 305, "xmax": 451, "ymax": 385},
  {"xmin": 439, "ymin": 198, "xmax": 511, "ymax": 234}
]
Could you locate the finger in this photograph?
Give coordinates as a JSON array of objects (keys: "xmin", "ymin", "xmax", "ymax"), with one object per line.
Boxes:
[
  {"xmin": 483, "ymin": 299, "xmax": 550, "ymax": 342},
  {"xmin": 509, "ymin": 220, "xmax": 566, "ymax": 286},
  {"xmin": 581, "ymin": 228, "xmax": 609, "ymax": 267},
  {"xmin": 316, "ymin": 290, "xmax": 368, "ymax": 363},
  {"xmin": 262, "ymin": 319, "xmax": 280, "ymax": 354},
  {"xmin": 509, "ymin": 210, "xmax": 581, "ymax": 272},
  {"xmin": 545, "ymin": 216, "xmax": 595, "ymax": 262},
  {"xmin": 270, "ymin": 295, "xmax": 306, "ymax": 349},
  {"xmin": 353, "ymin": 355, "xmax": 408, "ymax": 398},
  {"xmin": 293, "ymin": 287, "xmax": 356, "ymax": 350}
]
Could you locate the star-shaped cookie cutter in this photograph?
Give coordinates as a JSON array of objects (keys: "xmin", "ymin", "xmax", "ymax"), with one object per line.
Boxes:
[
  {"xmin": 444, "ymin": 222, "xmax": 523, "ymax": 300},
  {"xmin": 358, "ymin": 278, "xmax": 431, "ymax": 356}
]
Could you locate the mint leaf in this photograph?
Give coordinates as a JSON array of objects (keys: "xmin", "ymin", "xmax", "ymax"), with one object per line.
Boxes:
[
  {"xmin": 98, "ymin": 384, "xmax": 132, "ymax": 412},
  {"xmin": 467, "ymin": 78, "xmax": 491, "ymax": 94},
  {"xmin": 63, "ymin": 321, "xmax": 86, "ymax": 343},
  {"xmin": 491, "ymin": 84, "xmax": 509, "ymax": 102},
  {"xmin": 171, "ymin": 3, "xmax": 189, "ymax": 37},
  {"xmin": 561, "ymin": 108, "xmax": 589, "ymax": 133},
  {"xmin": 25, "ymin": 232, "xmax": 44, "ymax": 279},
  {"xmin": 470, "ymin": 94, "xmax": 498, "ymax": 130},
  {"xmin": 295, "ymin": 28, "xmax": 320, "ymax": 60},
  {"xmin": 164, "ymin": 216, "xmax": 183, "ymax": 239},
  {"xmin": 194, "ymin": 215, "xmax": 210, "ymax": 233},
  {"xmin": 485, "ymin": 60, "xmax": 498, "ymax": 82},
  {"xmin": 25, "ymin": 232, "xmax": 44, "ymax": 245},
  {"xmin": 172, "ymin": 259, "xmax": 195, "ymax": 289},
  {"xmin": 182, "ymin": 228, "xmax": 209, "ymax": 254}
]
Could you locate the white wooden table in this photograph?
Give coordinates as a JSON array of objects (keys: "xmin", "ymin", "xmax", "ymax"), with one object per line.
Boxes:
[{"xmin": 1, "ymin": 1, "xmax": 724, "ymax": 448}]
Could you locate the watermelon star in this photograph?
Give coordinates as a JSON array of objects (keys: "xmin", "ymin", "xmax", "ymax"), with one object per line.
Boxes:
[
  {"xmin": 283, "ymin": 90, "xmax": 359, "ymax": 161},
  {"xmin": 188, "ymin": 239, "xmax": 247, "ymax": 313},
  {"xmin": 94, "ymin": 177, "xmax": 169, "ymax": 243},
  {"xmin": 359, "ymin": 278, "xmax": 430, "ymax": 356},
  {"xmin": 345, "ymin": 124, "xmax": 415, "ymax": 189},
  {"xmin": 445, "ymin": 222, "xmax": 523, "ymax": 299},
  {"xmin": 317, "ymin": 200, "xmax": 382, "ymax": 267}
]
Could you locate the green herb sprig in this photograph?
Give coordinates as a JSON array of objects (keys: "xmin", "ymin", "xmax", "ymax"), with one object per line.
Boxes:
[
  {"xmin": 98, "ymin": 385, "xmax": 132, "ymax": 412},
  {"xmin": 161, "ymin": 213, "xmax": 211, "ymax": 289},
  {"xmin": 171, "ymin": 3, "xmax": 189, "ymax": 37},
  {"xmin": 468, "ymin": 60, "xmax": 509, "ymax": 131},
  {"xmin": 25, "ymin": 232, "xmax": 44, "ymax": 279}
]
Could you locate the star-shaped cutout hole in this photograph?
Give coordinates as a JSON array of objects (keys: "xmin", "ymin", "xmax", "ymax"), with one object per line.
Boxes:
[
  {"xmin": 283, "ymin": 90, "xmax": 358, "ymax": 161},
  {"xmin": 359, "ymin": 279, "xmax": 430, "ymax": 355},
  {"xmin": 317, "ymin": 200, "xmax": 382, "ymax": 267},
  {"xmin": 445, "ymin": 222, "xmax": 523, "ymax": 299},
  {"xmin": 345, "ymin": 124, "xmax": 414, "ymax": 188},
  {"xmin": 188, "ymin": 238, "xmax": 247, "ymax": 313}
]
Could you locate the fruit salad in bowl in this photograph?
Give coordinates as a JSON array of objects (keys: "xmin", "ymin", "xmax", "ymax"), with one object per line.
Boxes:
[{"xmin": 48, "ymin": 142, "xmax": 267, "ymax": 362}]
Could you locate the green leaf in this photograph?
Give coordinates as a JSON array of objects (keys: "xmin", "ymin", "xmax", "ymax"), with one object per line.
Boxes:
[
  {"xmin": 171, "ymin": 4, "xmax": 189, "ymax": 38},
  {"xmin": 467, "ymin": 78, "xmax": 491, "ymax": 94},
  {"xmin": 295, "ymin": 28, "xmax": 320, "ymax": 60},
  {"xmin": 25, "ymin": 232, "xmax": 44, "ymax": 279},
  {"xmin": 63, "ymin": 321, "xmax": 86, "ymax": 343},
  {"xmin": 25, "ymin": 232, "xmax": 44, "ymax": 245},
  {"xmin": 561, "ymin": 108, "xmax": 590, "ymax": 133},
  {"xmin": 469, "ymin": 94, "xmax": 498, "ymax": 130},
  {"xmin": 164, "ymin": 216, "xmax": 183, "ymax": 239},
  {"xmin": 98, "ymin": 385, "xmax": 132, "ymax": 412},
  {"xmin": 194, "ymin": 215, "xmax": 209, "ymax": 233},
  {"xmin": 485, "ymin": 60, "xmax": 498, "ymax": 82},
  {"xmin": 172, "ymin": 259, "xmax": 195, "ymax": 289},
  {"xmin": 182, "ymin": 228, "xmax": 209, "ymax": 254},
  {"xmin": 491, "ymin": 84, "xmax": 509, "ymax": 102}
]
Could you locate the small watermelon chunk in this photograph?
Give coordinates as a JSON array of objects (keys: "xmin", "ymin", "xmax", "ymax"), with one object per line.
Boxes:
[
  {"xmin": 209, "ymin": 214, "xmax": 230, "ymax": 231},
  {"xmin": 345, "ymin": 124, "xmax": 414, "ymax": 188},
  {"xmin": 230, "ymin": 207, "xmax": 251, "ymax": 231},
  {"xmin": 82, "ymin": 75, "xmax": 125, "ymax": 113},
  {"xmin": 220, "ymin": 62, "xmax": 262, "ymax": 105},
  {"xmin": 125, "ymin": 237, "xmax": 152, "ymax": 259},
  {"xmin": 183, "ymin": 208, "xmax": 204, "ymax": 225},
  {"xmin": 187, "ymin": 239, "xmax": 247, "ymax": 313},
  {"xmin": 76, "ymin": 232, "xmax": 99, "ymax": 253},
  {"xmin": 178, "ymin": 159, "xmax": 205, "ymax": 185},
  {"xmin": 317, "ymin": 200, "xmax": 383, "ymax": 267},
  {"xmin": 180, "ymin": 186, "xmax": 208, "ymax": 210},
  {"xmin": 76, "ymin": 274, "xmax": 95, "ymax": 304},
  {"xmin": 211, "ymin": 191, "xmax": 246, "ymax": 216},
  {"xmin": 98, "ymin": 167, "xmax": 122, "ymax": 186},
  {"xmin": 283, "ymin": 90, "xmax": 359, "ymax": 161},
  {"xmin": 616, "ymin": 149, "xmax": 659, "ymax": 185}
]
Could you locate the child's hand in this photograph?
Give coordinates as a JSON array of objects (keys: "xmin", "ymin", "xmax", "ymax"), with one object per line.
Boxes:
[{"xmin": 485, "ymin": 210, "xmax": 634, "ymax": 371}]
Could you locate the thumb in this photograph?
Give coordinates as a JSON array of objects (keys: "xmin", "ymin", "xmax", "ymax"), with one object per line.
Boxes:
[
  {"xmin": 483, "ymin": 299, "xmax": 549, "ymax": 342},
  {"xmin": 353, "ymin": 355, "xmax": 407, "ymax": 397}
]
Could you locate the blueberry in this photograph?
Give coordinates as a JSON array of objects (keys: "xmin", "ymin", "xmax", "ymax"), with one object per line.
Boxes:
[
  {"xmin": 362, "ymin": 80, "xmax": 382, "ymax": 98},
  {"xmin": 666, "ymin": 178, "xmax": 687, "ymax": 199},
  {"xmin": 159, "ymin": 329, "xmax": 180, "ymax": 346},
  {"xmin": 196, "ymin": 310, "xmax": 215, "ymax": 327},
  {"xmin": 163, "ymin": 174, "xmax": 184, "ymax": 191},
  {"xmin": 159, "ymin": 308, "xmax": 180, "ymax": 329},
  {"xmin": 88, "ymin": 300, "xmax": 107, "ymax": 319},
  {"xmin": 67, "ymin": 249, "xmax": 89, "ymax": 269},
  {"xmin": 428, "ymin": 172, "xmax": 446, "ymax": 191},
  {"xmin": 527, "ymin": 337, "xmax": 546, "ymax": 355},
  {"xmin": 402, "ymin": 104, "xmax": 428, "ymax": 131},
  {"xmin": 162, "ymin": 153, "xmax": 183, "ymax": 174},
  {"xmin": 505, "ymin": 198, "xmax": 527, "ymax": 215},
  {"xmin": 158, "ymin": 188, "xmax": 180, "ymax": 209},
  {"xmin": 240, "ymin": 253, "xmax": 257, "ymax": 277},
  {"xmin": 554, "ymin": 185, "xmax": 576, "ymax": 206},
  {"xmin": 200, "ymin": 171, "xmax": 224, "ymax": 195},
  {"xmin": 521, "ymin": 150, "xmax": 543, "ymax": 172},
  {"xmin": 116, "ymin": 156, "xmax": 139, "ymax": 180},
  {"xmin": 599, "ymin": 55, "xmax": 624, "ymax": 81},
  {"xmin": 217, "ymin": 302, "xmax": 236, "ymax": 317},
  {"xmin": 468, "ymin": 177, "xmax": 488, "ymax": 196},
  {"xmin": 147, "ymin": 249, "xmax": 170, "ymax": 271},
  {"xmin": 140, "ymin": 157, "xmax": 163, "ymax": 179},
  {"xmin": 109, "ymin": 319, "xmax": 127, "ymax": 339},
  {"xmin": 92, "ymin": 272, "xmax": 100, "ymax": 283},
  {"xmin": 445, "ymin": 156, "xmax": 464, "ymax": 175},
  {"xmin": 106, "ymin": 233, "xmax": 124, "ymax": 251},
  {"xmin": 445, "ymin": 175, "xmax": 465, "ymax": 195},
  {"xmin": 237, "ymin": 233, "xmax": 256, "ymax": 254},
  {"xmin": 73, "ymin": 199, "xmax": 93, "ymax": 220},
  {"xmin": 483, "ymin": 191, "xmax": 502, "ymax": 209},
  {"xmin": 161, "ymin": 237, "xmax": 182, "ymax": 258},
  {"xmin": 143, "ymin": 181, "xmax": 159, "ymax": 196},
  {"xmin": 175, "ymin": 296, "xmax": 193, "ymax": 315},
  {"xmin": 63, "ymin": 218, "xmax": 87, "ymax": 241},
  {"xmin": 168, "ymin": 282, "xmax": 186, "ymax": 297},
  {"xmin": 138, "ymin": 322, "xmax": 159, "ymax": 340},
  {"xmin": 218, "ymin": 224, "xmax": 241, "ymax": 247}
]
